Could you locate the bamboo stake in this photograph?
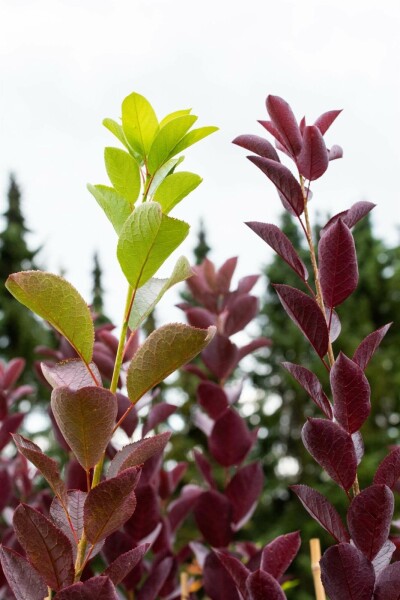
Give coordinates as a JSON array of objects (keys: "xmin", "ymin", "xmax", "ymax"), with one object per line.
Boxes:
[
  {"xmin": 180, "ymin": 571, "xmax": 190, "ymax": 600},
  {"xmin": 310, "ymin": 538, "xmax": 326, "ymax": 600}
]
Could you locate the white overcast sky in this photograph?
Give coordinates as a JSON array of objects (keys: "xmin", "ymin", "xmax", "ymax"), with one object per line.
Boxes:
[{"xmin": 1, "ymin": 0, "xmax": 399, "ymax": 326}]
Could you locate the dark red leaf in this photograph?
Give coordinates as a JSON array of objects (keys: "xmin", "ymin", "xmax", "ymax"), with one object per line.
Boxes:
[
  {"xmin": 237, "ymin": 274, "xmax": 259, "ymax": 293},
  {"xmin": 124, "ymin": 484, "xmax": 160, "ymax": 541},
  {"xmin": 282, "ymin": 362, "xmax": 332, "ymax": 418},
  {"xmin": 314, "ymin": 109, "xmax": 342, "ymax": 135},
  {"xmin": 273, "ymin": 285, "xmax": 329, "ymax": 358},
  {"xmin": 225, "ymin": 462, "xmax": 263, "ymax": 528},
  {"xmin": 372, "ymin": 540, "xmax": 396, "ymax": 577},
  {"xmin": 291, "ymin": 484, "xmax": 349, "ymax": 542},
  {"xmin": 320, "ymin": 201, "xmax": 376, "ymax": 237},
  {"xmin": 107, "ymin": 432, "xmax": 171, "ymax": 478},
  {"xmin": 55, "ymin": 576, "xmax": 118, "ymax": 599},
  {"xmin": 232, "ymin": 134, "xmax": 280, "ymax": 161},
  {"xmin": 246, "ymin": 569, "xmax": 286, "ymax": 600},
  {"xmin": 136, "ymin": 557, "xmax": 173, "ymax": 600},
  {"xmin": 238, "ymin": 338, "xmax": 271, "ymax": 361},
  {"xmin": 159, "ymin": 462, "xmax": 187, "ymax": 498},
  {"xmin": 194, "ymin": 490, "xmax": 233, "ymax": 547},
  {"xmin": 299, "ymin": 116, "xmax": 306, "ymax": 134},
  {"xmin": 266, "ymin": 95, "xmax": 303, "ymax": 156},
  {"xmin": 353, "ymin": 431, "xmax": 365, "ymax": 465},
  {"xmin": 3, "ymin": 358, "xmax": 25, "ymax": 388},
  {"xmin": 197, "ymin": 381, "xmax": 229, "ymax": 419},
  {"xmin": 353, "ymin": 323, "xmax": 392, "ymax": 371},
  {"xmin": 330, "ymin": 352, "xmax": 371, "ymax": 433},
  {"xmin": 214, "ymin": 550, "xmax": 249, "ymax": 597},
  {"xmin": 186, "ymin": 307, "xmax": 216, "ymax": 329},
  {"xmin": 0, "ymin": 467, "xmax": 12, "ymax": 511},
  {"xmin": 258, "ymin": 120, "xmax": 288, "ymax": 150},
  {"xmin": 202, "ymin": 334, "xmax": 239, "ymax": 380},
  {"xmin": 203, "ymin": 551, "xmax": 242, "ymax": 600},
  {"xmin": 142, "ymin": 402, "xmax": 177, "ymax": 436},
  {"xmin": 193, "ymin": 451, "xmax": 217, "ymax": 488},
  {"xmin": 328, "ymin": 307, "xmax": 341, "ymax": 342},
  {"xmin": 216, "ymin": 257, "xmax": 238, "ymax": 293},
  {"xmin": 320, "ymin": 543, "xmax": 375, "ymax": 600},
  {"xmin": 104, "ymin": 544, "xmax": 149, "ymax": 585},
  {"xmin": 374, "ymin": 562, "xmax": 400, "ymax": 599},
  {"xmin": 329, "ymin": 145, "xmax": 343, "ymax": 160},
  {"xmin": 374, "ymin": 447, "xmax": 400, "ymax": 489},
  {"xmin": 224, "ymin": 294, "xmax": 259, "ymax": 336},
  {"xmin": 246, "ymin": 222, "xmax": 308, "ymax": 281},
  {"xmin": 247, "ymin": 156, "xmax": 304, "ymax": 216},
  {"xmin": 168, "ymin": 484, "xmax": 203, "ymax": 532},
  {"xmin": 297, "ymin": 125, "xmax": 329, "ymax": 181},
  {"xmin": 209, "ymin": 408, "xmax": 253, "ymax": 467},
  {"xmin": 302, "ymin": 418, "xmax": 357, "ymax": 491},
  {"xmin": 13, "ymin": 503, "xmax": 74, "ymax": 590},
  {"xmin": 260, "ymin": 531, "xmax": 301, "ymax": 579},
  {"xmin": 116, "ymin": 393, "xmax": 138, "ymax": 437},
  {"xmin": 347, "ymin": 484, "xmax": 394, "ymax": 560},
  {"xmin": 0, "ymin": 412, "xmax": 25, "ymax": 451},
  {"xmin": 319, "ymin": 219, "xmax": 358, "ymax": 307},
  {"xmin": 41, "ymin": 359, "xmax": 102, "ymax": 389},
  {"xmin": 0, "ymin": 546, "xmax": 47, "ymax": 600}
]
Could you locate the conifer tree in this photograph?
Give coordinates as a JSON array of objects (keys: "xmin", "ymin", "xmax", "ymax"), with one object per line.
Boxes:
[
  {"xmin": 193, "ymin": 218, "xmax": 211, "ymax": 265},
  {"xmin": 91, "ymin": 252, "xmax": 110, "ymax": 325}
]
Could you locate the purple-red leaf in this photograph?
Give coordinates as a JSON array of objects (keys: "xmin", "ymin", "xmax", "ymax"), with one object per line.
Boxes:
[
  {"xmin": 329, "ymin": 145, "xmax": 343, "ymax": 160},
  {"xmin": 197, "ymin": 381, "xmax": 228, "ymax": 420},
  {"xmin": 202, "ymin": 334, "xmax": 239, "ymax": 380},
  {"xmin": 374, "ymin": 447, "xmax": 400, "ymax": 489},
  {"xmin": 266, "ymin": 95, "xmax": 303, "ymax": 156},
  {"xmin": 214, "ymin": 550, "xmax": 249, "ymax": 597},
  {"xmin": 302, "ymin": 418, "xmax": 357, "ymax": 491},
  {"xmin": 273, "ymin": 285, "xmax": 329, "ymax": 357},
  {"xmin": 297, "ymin": 125, "xmax": 329, "ymax": 181},
  {"xmin": 282, "ymin": 362, "xmax": 332, "ymax": 418},
  {"xmin": 260, "ymin": 531, "xmax": 301, "ymax": 579},
  {"xmin": 193, "ymin": 450, "xmax": 217, "ymax": 488},
  {"xmin": 136, "ymin": 557, "xmax": 173, "ymax": 600},
  {"xmin": 372, "ymin": 540, "xmax": 396, "ymax": 577},
  {"xmin": 353, "ymin": 431, "xmax": 365, "ymax": 465},
  {"xmin": 247, "ymin": 156, "xmax": 304, "ymax": 216},
  {"xmin": 209, "ymin": 408, "xmax": 253, "ymax": 467},
  {"xmin": 225, "ymin": 462, "xmax": 264, "ymax": 528},
  {"xmin": 224, "ymin": 294, "xmax": 259, "ymax": 336},
  {"xmin": 347, "ymin": 484, "xmax": 394, "ymax": 560},
  {"xmin": 320, "ymin": 543, "xmax": 375, "ymax": 600},
  {"xmin": 55, "ymin": 576, "xmax": 118, "ymax": 599},
  {"xmin": 0, "ymin": 546, "xmax": 47, "ymax": 600},
  {"xmin": 314, "ymin": 109, "xmax": 342, "ymax": 135},
  {"xmin": 41, "ymin": 359, "xmax": 102, "ymax": 389},
  {"xmin": 203, "ymin": 551, "xmax": 242, "ymax": 600},
  {"xmin": 291, "ymin": 484, "xmax": 349, "ymax": 542},
  {"xmin": 374, "ymin": 562, "xmax": 400, "ymax": 599},
  {"xmin": 319, "ymin": 219, "xmax": 358, "ymax": 307},
  {"xmin": 168, "ymin": 484, "xmax": 203, "ymax": 532},
  {"xmin": 107, "ymin": 432, "xmax": 171, "ymax": 479},
  {"xmin": 104, "ymin": 544, "xmax": 149, "ymax": 585},
  {"xmin": 186, "ymin": 307, "xmax": 216, "ymax": 329},
  {"xmin": 246, "ymin": 569, "xmax": 286, "ymax": 600},
  {"xmin": 13, "ymin": 504, "xmax": 74, "ymax": 591},
  {"xmin": 232, "ymin": 134, "xmax": 280, "ymax": 162},
  {"xmin": 216, "ymin": 257, "xmax": 238, "ymax": 293},
  {"xmin": 246, "ymin": 222, "xmax": 308, "ymax": 281},
  {"xmin": 238, "ymin": 337, "xmax": 271, "ymax": 361},
  {"xmin": 194, "ymin": 490, "xmax": 233, "ymax": 547},
  {"xmin": 321, "ymin": 201, "xmax": 376, "ymax": 237},
  {"xmin": 353, "ymin": 323, "xmax": 392, "ymax": 371},
  {"xmin": 0, "ymin": 412, "xmax": 25, "ymax": 451},
  {"xmin": 330, "ymin": 352, "xmax": 371, "ymax": 433},
  {"xmin": 142, "ymin": 402, "xmax": 176, "ymax": 436}
]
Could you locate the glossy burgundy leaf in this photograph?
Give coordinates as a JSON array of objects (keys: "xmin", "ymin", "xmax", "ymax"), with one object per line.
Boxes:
[
  {"xmin": 246, "ymin": 222, "xmax": 308, "ymax": 281},
  {"xmin": 116, "ymin": 392, "xmax": 138, "ymax": 437},
  {"xmin": 247, "ymin": 156, "xmax": 304, "ymax": 216},
  {"xmin": 266, "ymin": 95, "xmax": 303, "ymax": 156},
  {"xmin": 13, "ymin": 503, "xmax": 74, "ymax": 590},
  {"xmin": 353, "ymin": 323, "xmax": 392, "ymax": 371},
  {"xmin": 193, "ymin": 450, "xmax": 217, "ymax": 488},
  {"xmin": 104, "ymin": 544, "xmax": 149, "ymax": 585},
  {"xmin": 216, "ymin": 257, "xmax": 238, "ymax": 293},
  {"xmin": 273, "ymin": 285, "xmax": 329, "ymax": 357},
  {"xmin": 329, "ymin": 144, "xmax": 343, "ymax": 160},
  {"xmin": 374, "ymin": 562, "xmax": 400, "ymax": 599},
  {"xmin": 197, "ymin": 381, "xmax": 228, "ymax": 419},
  {"xmin": 347, "ymin": 484, "xmax": 394, "ymax": 560},
  {"xmin": 374, "ymin": 447, "xmax": 400, "ymax": 489},
  {"xmin": 202, "ymin": 334, "xmax": 239, "ymax": 380},
  {"xmin": 0, "ymin": 546, "xmax": 47, "ymax": 600},
  {"xmin": 0, "ymin": 412, "xmax": 24, "ymax": 451},
  {"xmin": 330, "ymin": 352, "xmax": 371, "ymax": 433},
  {"xmin": 0, "ymin": 467, "xmax": 12, "ymax": 511},
  {"xmin": 320, "ymin": 201, "xmax": 376, "ymax": 237},
  {"xmin": 372, "ymin": 540, "xmax": 396, "ymax": 577},
  {"xmin": 203, "ymin": 551, "xmax": 242, "ymax": 600},
  {"xmin": 237, "ymin": 274, "xmax": 259, "ymax": 293},
  {"xmin": 302, "ymin": 418, "xmax": 357, "ymax": 491},
  {"xmin": 291, "ymin": 484, "xmax": 349, "ymax": 542},
  {"xmin": 107, "ymin": 432, "xmax": 171, "ymax": 478},
  {"xmin": 282, "ymin": 362, "xmax": 332, "ymax": 418},
  {"xmin": 159, "ymin": 461, "xmax": 187, "ymax": 498},
  {"xmin": 214, "ymin": 550, "xmax": 249, "ymax": 597},
  {"xmin": 314, "ymin": 109, "xmax": 342, "ymax": 135},
  {"xmin": 84, "ymin": 468, "xmax": 139, "ymax": 544},
  {"xmin": 297, "ymin": 125, "xmax": 329, "ymax": 180},
  {"xmin": 320, "ymin": 543, "xmax": 375, "ymax": 600},
  {"xmin": 142, "ymin": 402, "xmax": 176, "ymax": 436},
  {"xmin": 168, "ymin": 484, "xmax": 203, "ymax": 532},
  {"xmin": 136, "ymin": 557, "xmax": 173, "ymax": 600},
  {"xmin": 55, "ymin": 576, "xmax": 118, "ymax": 599},
  {"xmin": 185, "ymin": 307, "xmax": 216, "ymax": 329},
  {"xmin": 261, "ymin": 531, "xmax": 301, "ymax": 579},
  {"xmin": 194, "ymin": 490, "xmax": 233, "ymax": 547},
  {"xmin": 258, "ymin": 120, "xmax": 287, "ymax": 150},
  {"xmin": 41, "ymin": 359, "xmax": 102, "ymax": 389},
  {"xmin": 209, "ymin": 408, "xmax": 253, "ymax": 467},
  {"xmin": 225, "ymin": 462, "xmax": 263, "ymax": 528},
  {"xmin": 319, "ymin": 219, "xmax": 358, "ymax": 307},
  {"xmin": 246, "ymin": 569, "xmax": 286, "ymax": 600},
  {"xmin": 2, "ymin": 358, "xmax": 25, "ymax": 388},
  {"xmin": 124, "ymin": 484, "xmax": 160, "ymax": 541},
  {"xmin": 224, "ymin": 294, "xmax": 259, "ymax": 336},
  {"xmin": 232, "ymin": 134, "xmax": 280, "ymax": 162},
  {"xmin": 299, "ymin": 116, "xmax": 306, "ymax": 134}
]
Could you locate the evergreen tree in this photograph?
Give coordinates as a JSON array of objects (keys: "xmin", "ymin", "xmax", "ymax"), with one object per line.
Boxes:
[
  {"xmin": 91, "ymin": 252, "xmax": 110, "ymax": 325},
  {"xmin": 193, "ymin": 218, "xmax": 210, "ymax": 265}
]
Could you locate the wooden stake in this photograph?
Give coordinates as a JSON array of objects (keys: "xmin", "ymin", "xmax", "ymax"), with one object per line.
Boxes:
[
  {"xmin": 310, "ymin": 538, "xmax": 326, "ymax": 600},
  {"xmin": 180, "ymin": 571, "xmax": 190, "ymax": 600}
]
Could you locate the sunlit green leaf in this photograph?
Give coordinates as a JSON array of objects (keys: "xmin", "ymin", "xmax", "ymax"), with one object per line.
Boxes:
[
  {"xmin": 128, "ymin": 256, "xmax": 192, "ymax": 330},
  {"xmin": 154, "ymin": 171, "xmax": 202, "ymax": 213},
  {"xmin": 147, "ymin": 156, "xmax": 184, "ymax": 198},
  {"xmin": 159, "ymin": 109, "xmax": 192, "ymax": 128},
  {"xmin": 127, "ymin": 323, "xmax": 216, "ymax": 404},
  {"xmin": 147, "ymin": 115, "xmax": 198, "ymax": 175},
  {"xmin": 169, "ymin": 126, "xmax": 219, "ymax": 158},
  {"xmin": 87, "ymin": 184, "xmax": 132, "ymax": 235},
  {"xmin": 121, "ymin": 92, "xmax": 159, "ymax": 160},
  {"xmin": 104, "ymin": 147, "xmax": 141, "ymax": 205},
  {"xmin": 117, "ymin": 202, "xmax": 189, "ymax": 289},
  {"xmin": 103, "ymin": 118, "xmax": 128, "ymax": 148},
  {"xmin": 6, "ymin": 271, "xmax": 94, "ymax": 363}
]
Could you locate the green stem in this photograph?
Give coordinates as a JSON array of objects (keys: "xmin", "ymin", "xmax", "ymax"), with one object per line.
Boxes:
[{"xmin": 74, "ymin": 534, "xmax": 87, "ymax": 581}]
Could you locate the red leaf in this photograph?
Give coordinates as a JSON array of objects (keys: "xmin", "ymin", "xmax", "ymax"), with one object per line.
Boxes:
[
  {"xmin": 186, "ymin": 307, "xmax": 216, "ymax": 329},
  {"xmin": 291, "ymin": 484, "xmax": 349, "ymax": 543},
  {"xmin": 116, "ymin": 393, "xmax": 138, "ymax": 437},
  {"xmin": 124, "ymin": 484, "xmax": 160, "ymax": 541},
  {"xmin": 0, "ymin": 412, "xmax": 25, "ymax": 451},
  {"xmin": 374, "ymin": 447, "xmax": 400, "ymax": 489},
  {"xmin": 302, "ymin": 418, "xmax": 357, "ymax": 491},
  {"xmin": 320, "ymin": 201, "xmax": 376, "ymax": 236},
  {"xmin": 246, "ymin": 569, "xmax": 286, "ymax": 600},
  {"xmin": 13, "ymin": 504, "xmax": 74, "ymax": 590},
  {"xmin": 194, "ymin": 450, "xmax": 216, "ymax": 488},
  {"xmin": 214, "ymin": 550, "xmax": 249, "ymax": 597},
  {"xmin": 168, "ymin": 484, "xmax": 203, "ymax": 532},
  {"xmin": 297, "ymin": 125, "xmax": 329, "ymax": 181},
  {"xmin": 136, "ymin": 557, "xmax": 173, "ymax": 600},
  {"xmin": 142, "ymin": 402, "xmax": 176, "ymax": 436},
  {"xmin": 41, "ymin": 359, "xmax": 102, "ymax": 389},
  {"xmin": 247, "ymin": 156, "xmax": 304, "ymax": 216},
  {"xmin": 266, "ymin": 95, "xmax": 303, "ymax": 156},
  {"xmin": 197, "ymin": 382, "xmax": 228, "ymax": 419},
  {"xmin": 202, "ymin": 334, "xmax": 239, "ymax": 380},
  {"xmin": 273, "ymin": 285, "xmax": 329, "ymax": 358},
  {"xmin": 194, "ymin": 490, "xmax": 233, "ymax": 547},
  {"xmin": 260, "ymin": 531, "xmax": 301, "ymax": 579},
  {"xmin": 107, "ymin": 432, "xmax": 171, "ymax": 478},
  {"xmin": 374, "ymin": 562, "xmax": 400, "ymax": 599},
  {"xmin": 319, "ymin": 219, "xmax": 358, "ymax": 307},
  {"xmin": 282, "ymin": 362, "xmax": 332, "ymax": 418},
  {"xmin": 258, "ymin": 120, "xmax": 288, "ymax": 150},
  {"xmin": 246, "ymin": 222, "xmax": 308, "ymax": 281},
  {"xmin": 216, "ymin": 257, "xmax": 238, "ymax": 293},
  {"xmin": 55, "ymin": 576, "xmax": 118, "ymax": 599},
  {"xmin": 347, "ymin": 484, "xmax": 394, "ymax": 560},
  {"xmin": 238, "ymin": 337, "xmax": 271, "ymax": 361},
  {"xmin": 0, "ymin": 467, "xmax": 12, "ymax": 511},
  {"xmin": 0, "ymin": 546, "xmax": 47, "ymax": 600},
  {"xmin": 225, "ymin": 462, "xmax": 264, "ymax": 528},
  {"xmin": 104, "ymin": 544, "xmax": 149, "ymax": 585},
  {"xmin": 232, "ymin": 134, "xmax": 280, "ymax": 161},
  {"xmin": 209, "ymin": 408, "xmax": 253, "ymax": 467},
  {"xmin": 329, "ymin": 145, "xmax": 343, "ymax": 160},
  {"xmin": 3, "ymin": 358, "xmax": 25, "ymax": 389},
  {"xmin": 84, "ymin": 468, "xmax": 139, "ymax": 544},
  {"xmin": 314, "ymin": 109, "xmax": 342, "ymax": 135},
  {"xmin": 353, "ymin": 323, "xmax": 392, "ymax": 371},
  {"xmin": 203, "ymin": 551, "xmax": 242, "ymax": 600},
  {"xmin": 224, "ymin": 295, "xmax": 259, "ymax": 336},
  {"xmin": 320, "ymin": 543, "xmax": 375, "ymax": 600},
  {"xmin": 372, "ymin": 540, "xmax": 396, "ymax": 577},
  {"xmin": 237, "ymin": 274, "xmax": 259, "ymax": 293},
  {"xmin": 353, "ymin": 431, "xmax": 365, "ymax": 465},
  {"xmin": 330, "ymin": 352, "xmax": 371, "ymax": 433}
]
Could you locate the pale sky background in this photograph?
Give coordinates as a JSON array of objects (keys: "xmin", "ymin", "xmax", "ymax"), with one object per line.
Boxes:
[{"xmin": 1, "ymin": 0, "xmax": 400, "ymax": 327}]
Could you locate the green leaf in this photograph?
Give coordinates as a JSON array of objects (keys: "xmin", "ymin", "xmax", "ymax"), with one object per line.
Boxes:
[
  {"xmin": 104, "ymin": 147, "xmax": 141, "ymax": 205},
  {"xmin": 159, "ymin": 108, "xmax": 192, "ymax": 128},
  {"xmin": 154, "ymin": 171, "xmax": 202, "ymax": 213},
  {"xmin": 168, "ymin": 125, "xmax": 219, "ymax": 158},
  {"xmin": 103, "ymin": 118, "xmax": 128, "ymax": 148},
  {"xmin": 87, "ymin": 184, "xmax": 132, "ymax": 235},
  {"xmin": 127, "ymin": 323, "xmax": 216, "ymax": 404},
  {"xmin": 147, "ymin": 115, "xmax": 198, "ymax": 175},
  {"xmin": 121, "ymin": 92, "xmax": 159, "ymax": 160},
  {"xmin": 147, "ymin": 156, "xmax": 184, "ymax": 198},
  {"xmin": 51, "ymin": 386, "xmax": 117, "ymax": 470},
  {"xmin": 128, "ymin": 256, "xmax": 192, "ymax": 330},
  {"xmin": 6, "ymin": 271, "xmax": 94, "ymax": 363},
  {"xmin": 117, "ymin": 202, "xmax": 189, "ymax": 289}
]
